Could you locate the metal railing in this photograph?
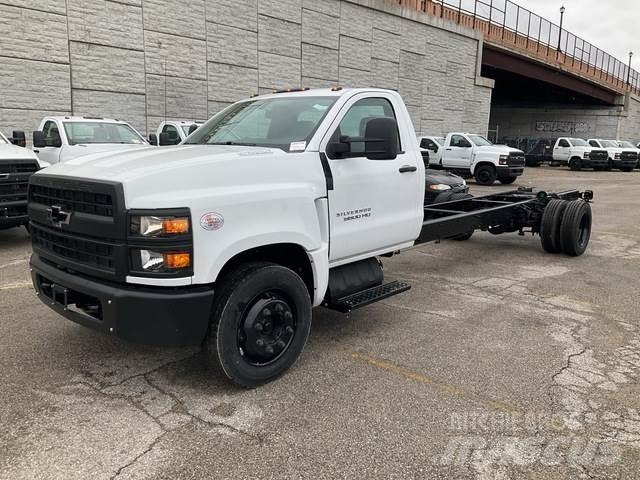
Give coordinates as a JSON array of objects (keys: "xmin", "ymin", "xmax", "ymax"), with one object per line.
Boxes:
[{"xmin": 394, "ymin": 0, "xmax": 640, "ymax": 95}]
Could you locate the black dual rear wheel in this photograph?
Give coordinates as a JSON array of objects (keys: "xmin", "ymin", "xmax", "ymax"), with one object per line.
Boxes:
[
  {"xmin": 540, "ymin": 199, "xmax": 592, "ymax": 256},
  {"xmin": 206, "ymin": 262, "xmax": 312, "ymax": 388}
]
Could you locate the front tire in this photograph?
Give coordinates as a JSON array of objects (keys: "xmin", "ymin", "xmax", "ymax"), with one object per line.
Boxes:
[
  {"xmin": 206, "ymin": 262, "xmax": 312, "ymax": 388},
  {"xmin": 475, "ymin": 165, "xmax": 497, "ymax": 186},
  {"xmin": 569, "ymin": 158, "xmax": 582, "ymax": 171}
]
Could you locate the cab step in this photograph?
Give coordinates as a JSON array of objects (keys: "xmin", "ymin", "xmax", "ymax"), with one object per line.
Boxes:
[{"xmin": 325, "ymin": 280, "xmax": 411, "ymax": 313}]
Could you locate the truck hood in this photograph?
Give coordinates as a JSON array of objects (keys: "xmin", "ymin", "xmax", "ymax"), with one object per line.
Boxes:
[
  {"xmin": 59, "ymin": 143, "xmax": 150, "ymax": 162},
  {"xmin": 32, "ymin": 144, "xmax": 307, "ymax": 207},
  {"xmin": 1, "ymin": 143, "xmax": 41, "ymax": 161},
  {"xmin": 476, "ymin": 145, "xmax": 524, "ymax": 155}
]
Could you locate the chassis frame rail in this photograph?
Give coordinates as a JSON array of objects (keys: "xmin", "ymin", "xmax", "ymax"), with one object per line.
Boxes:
[{"xmin": 416, "ymin": 187, "xmax": 593, "ymax": 245}]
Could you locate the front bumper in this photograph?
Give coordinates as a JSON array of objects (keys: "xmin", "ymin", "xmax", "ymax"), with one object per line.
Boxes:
[
  {"xmin": 30, "ymin": 253, "xmax": 214, "ymax": 346},
  {"xmin": 582, "ymin": 157, "xmax": 608, "ymax": 168},
  {"xmin": 0, "ymin": 201, "xmax": 28, "ymax": 229},
  {"xmin": 612, "ymin": 158, "xmax": 638, "ymax": 169},
  {"xmin": 497, "ymin": 166, "xmax": 524, "ymax": 177}
]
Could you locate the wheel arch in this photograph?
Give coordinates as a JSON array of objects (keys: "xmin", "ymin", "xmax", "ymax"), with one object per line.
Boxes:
[
  {"xmin": 215, "ymin": 243, "xmax": 316, "ymax": 301},
  {"xmin": 471, "ymin": 160, "xmax": 497, "ymax": 174}
]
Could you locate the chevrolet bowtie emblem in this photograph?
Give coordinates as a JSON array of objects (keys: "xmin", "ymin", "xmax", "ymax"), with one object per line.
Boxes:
[{"xmin": 48, "ymin": 205, "xmax": 71, "ymax": 228}]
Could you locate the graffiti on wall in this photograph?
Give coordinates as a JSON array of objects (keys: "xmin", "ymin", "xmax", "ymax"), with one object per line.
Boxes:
[{"xmin": 535, "ymin": 121, "xmax": 591, "ymax": 134}]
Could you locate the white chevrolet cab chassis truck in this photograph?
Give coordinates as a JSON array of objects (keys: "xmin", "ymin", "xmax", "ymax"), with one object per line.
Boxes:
[
  {"xmin": 418, "ymin": 133, "xmax": 525, "ymax": 186},
  {"xmin": 587, "ymin": 139, "xmax": 638, "ymax": 171},
  {"xmin": 28, "ymin": 88, "xmax": 594, "ymax": 387}
]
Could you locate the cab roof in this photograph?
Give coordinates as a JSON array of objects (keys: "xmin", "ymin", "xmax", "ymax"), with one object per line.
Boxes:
[
  {"xmin": 44, "ymin": 116, "xmax": 132, "ymax": 124},
  {"xmin": 249, "ymin": 87, "xmax": 396, "ymax": 101}
]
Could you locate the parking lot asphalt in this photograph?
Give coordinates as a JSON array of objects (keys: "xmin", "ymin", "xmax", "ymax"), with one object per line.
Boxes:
[{"xmin": 1, "ymin": 166, "xmax": 640, "ymax": 479}]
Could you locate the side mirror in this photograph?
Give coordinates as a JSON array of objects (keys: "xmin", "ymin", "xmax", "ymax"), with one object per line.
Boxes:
[
  {"xmin": 148, "ymin": 133, "xmax": 158, "ymax": 145},
  {"xmin": 432, "ymin": 144, "xmax": 439, "ymax": 153},
  {"xmin": 11, "ymin": 131, "xmax": 26, "ymax": 147},
  {"xmin": 364, "ymin": 117, "xmax": 399, "ymax": 160},
  {"xmin": 33, "ymin": 131, "xmax": 46, "ymax": 148},
  {"xmin": 188, "ymin": 124, "xmax": 198, "ymax": 135},
  {"xmin": 159, "ymin": 132, "xmax": 171, "ymax": 146},
  {"xmin": 327, "ymin": 138, "xmax": 351, "ymax": 158}
]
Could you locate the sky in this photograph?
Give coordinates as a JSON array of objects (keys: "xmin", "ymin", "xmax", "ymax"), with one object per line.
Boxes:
[{"xmin": 514, "ymin": 0, "xmax": 638, "ymax": 68}]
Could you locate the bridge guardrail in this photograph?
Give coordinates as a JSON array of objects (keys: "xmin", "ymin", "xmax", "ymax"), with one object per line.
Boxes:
[{"xmin": 394, "ymin": 0, "xmax": 640, "ymax": 96}]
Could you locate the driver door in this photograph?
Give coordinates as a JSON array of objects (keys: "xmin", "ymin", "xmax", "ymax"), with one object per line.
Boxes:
[
  {"xmin": 35, "ymin": 120, "xmax": 62, "ymax": 164},
  {"xmin": 321, "ymin": 93, "xmax": 423, "ymax": 263},
  {"xmin": 443, "ymin": 134, "xmax": 473, "ymax": 168}
]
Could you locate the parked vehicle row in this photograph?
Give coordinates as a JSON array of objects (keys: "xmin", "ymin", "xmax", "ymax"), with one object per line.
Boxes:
[
  {"xmin": 525, "ymin": 137, "xmax": 640, "ymax": 171},
  {"xmin": 419, "ymin": 133, "xmax": 526, "ymax": 185}
]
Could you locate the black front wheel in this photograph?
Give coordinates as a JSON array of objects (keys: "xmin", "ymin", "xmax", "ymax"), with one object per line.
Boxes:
[
  {"xmin": 206, "ymin": 262, "xmax": 312, "ymax": 388},
  {"xmin": 475, "ymin": 165, "xmax": 497, "ymax": 186}
]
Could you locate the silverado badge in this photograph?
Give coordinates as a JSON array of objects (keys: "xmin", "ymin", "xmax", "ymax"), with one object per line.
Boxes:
[{"xmin": 47, "ymin": 205, "xmax": 71, "ymax": 228}]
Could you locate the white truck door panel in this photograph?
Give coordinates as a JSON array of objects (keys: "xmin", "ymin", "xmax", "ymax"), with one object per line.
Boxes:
[
  {"xmin": 554, "ymin": 139, "xmax": 570, "ymax": 162},
  {"xmin": 35, "ymin": 120, "xmax": 63, "ymax": 164},
  {"xmin": 322, "ymin": 94, "xmax": 422, "ymax": 262},
  {"xmin": 443, "ymin": 134, "xmax": 473, "ymax": 168}
]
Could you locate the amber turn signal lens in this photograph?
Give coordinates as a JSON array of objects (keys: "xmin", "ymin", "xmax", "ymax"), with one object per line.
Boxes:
[
  {"xmin": 162, "ymin": 218, "xmax": 189, "ymax": 235},
  {"xmin": 163, "ymin": 252, "xmax": 191, "ymax": 269}
]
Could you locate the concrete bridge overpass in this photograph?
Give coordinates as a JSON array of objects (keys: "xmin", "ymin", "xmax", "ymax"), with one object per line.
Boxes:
[{"xmin": 393, "ymin": 0, "xmax": 640, "ymax": 144}]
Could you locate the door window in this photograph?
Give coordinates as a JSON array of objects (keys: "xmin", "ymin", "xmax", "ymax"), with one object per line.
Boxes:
[
  {"xmin": 588, "ymin": 140, "xmax": 599, "ymax": 148},
  {"xmin": 330, "ymin": 97, "xmax": 400, "ymax": 156},
  {"xmin": 558, "ymin": 139, "xmax": 570, "ymax": 148},
  {"xmin": 42, "ymin": 120, "xmax": 61, "ymax": 145},
  {"xmin": 450, "ymin": 135, "xmax": 471, "ymax": 148},
  {"xmin": 162, "ymin": 124, "xmax": 181, "ymax": 143}
]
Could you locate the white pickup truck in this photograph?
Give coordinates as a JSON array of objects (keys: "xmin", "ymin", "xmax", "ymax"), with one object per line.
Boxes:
[
  {"xmin": 32, "ymin": 116, "xmax": 150, "ymax": 165},
  {"xmin": 151, "ymin": 120, "xmax": 203, "ymax": 146},
  {"xmin": 0, "ymin": 131, "xmax": 48, "ymax": 231},
  {"xmin": 28, "ymin": 88, "xmax": 594, "ymax": 387},
  {"xmin": 616, "ymin": 141, "xmax": 640, "ymax": 169},
  {"xmin": 418, "ymin": 133, "xmax": 525, "ymax": 185},
  {"xmin": 551, "ymin": 137, "xmax": 608, "ymax": 171},
  {"xmin": 587, "ymin": 139, "xmax": 638, "ymax": 171}
]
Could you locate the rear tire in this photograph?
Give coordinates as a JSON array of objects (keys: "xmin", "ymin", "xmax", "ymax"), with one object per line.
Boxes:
[
  {"xmin": 569, "ymin": 158, "xmax": 582, "ymax": 171},
  {"xmin": 559, "ymin": 200, "xmax": 592, "ymax": 256},
  {"xmin": 205, "ymin": 262, "xmax": 312, "ymax": 388},
  {"xmin": 475, "ymin": 165, "xmax": 497, "ymax": 186},
  {"xmin": 540, "ymin": 199, "xmax": 568, "ymax": 253}
]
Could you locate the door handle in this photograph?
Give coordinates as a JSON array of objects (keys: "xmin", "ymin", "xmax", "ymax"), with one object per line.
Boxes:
[
  {"xmin": 399, "ymin": 165, "xmax": 417, "ymax": 173},
  {"xmin": 33, "ymin": 150, "xmax": 39, "ymax": 153},
  {"xmin": 445, "ymin": 148, "xmax": 452, "ymax": 151}
]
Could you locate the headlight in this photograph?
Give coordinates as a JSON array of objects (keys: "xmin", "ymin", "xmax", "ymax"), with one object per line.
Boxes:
[
  {"xmin": 584, "ymin": 152, "xmax": 590, "ymax": 159},
  {"xmin": 428, "ymin": 184, "xmax": 452, "ymax": 191},
  {"xmin": 139, "ymin": 249, "xmax": 191, "ymax": 273},
  {"xmin": 130, "ymin": 215, "xmax": 190, "ymax": 237},
  {"xmin": 499, "ymin": 154, "xmax": 509, "ymax": 165}
]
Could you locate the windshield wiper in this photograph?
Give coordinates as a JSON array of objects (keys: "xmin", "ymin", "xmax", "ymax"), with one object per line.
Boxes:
[{"xmin": 208, "ymin": 141, "xmax": 257, "ymax": 146}]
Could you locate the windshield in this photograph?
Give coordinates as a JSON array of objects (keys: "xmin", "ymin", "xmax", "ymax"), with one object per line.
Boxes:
[
  {"xmin": 618, "ymin": 141, "xmax": 636, "ymax": 148},
  {"xmin": 63, "ymin": 122, "xmax": 145, "ymax": 145},
  {"xmin": 181, "ymin": 124, "xmax": 201, "ymax": 135},
  {"xmin": 185, "ymin": 96, "xmax": 338, "ymax": 151},
  {"xmin": 569, "ymin": 138, "xmax": 589, "ymax": 147},
  {"xmin": 468, "ymin": 134, "xmax": 493, "ymax": 147},
  {"xmin": 600, "ymin": 140, "xmax": 618, "ymax": 148},
  {"xmin": 0, "ymin": 132, "xmax": 8, "ymax": 144}
]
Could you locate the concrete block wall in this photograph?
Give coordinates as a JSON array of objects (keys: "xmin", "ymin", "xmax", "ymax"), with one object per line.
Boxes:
[{"xmin": 0, "ymin": 0, "xmax": 492, "ymax": 141}]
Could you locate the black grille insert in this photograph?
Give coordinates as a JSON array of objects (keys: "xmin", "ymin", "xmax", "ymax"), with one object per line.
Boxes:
[
  {"xmin": 0, "ymin": 162, "xmax": 38, "ymax": 174},
  {"xmin": 31, "ymin": 224, "xmax": 116, "ymax": 271},
  {"xmin": 0, "ymin": 182, "xmax": 28, "ymax": 203},
  {"xmin": 507, "ymin": 153, "xmax": 526, "ymax": 167},
  {"xmin": 30, "ymin": 184, "xmax": 114, "ymax": 217}
]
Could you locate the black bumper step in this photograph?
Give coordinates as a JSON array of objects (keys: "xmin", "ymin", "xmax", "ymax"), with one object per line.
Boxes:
[{"xmin": 326, "ymin": 280, "xmax": 411, "ymax": 313}]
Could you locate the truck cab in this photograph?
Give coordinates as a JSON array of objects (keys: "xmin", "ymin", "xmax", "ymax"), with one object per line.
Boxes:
[
  {"xmin": 0, "ymin": 131, "xmax": 48, "ymax": 231},
  {"xmin": 32, "ymin": 117, "xmax": 150, "ymax": 165},
  {"xmin": 587, "ymin": 139, "xmax": 638, "ymax": 171},
  {"xmin": 552, "ymin": 137, "xmax": 608, "ymax": 171},
  {"xmin": 424, "ymin": 132, "xmax": 525, "ymax": 186},
  {"xmin": 152, "ymin": 120, "xmax": 204, "ymax": 146},
  {"xmin": 418, "ymin": 135, "xmax": 445, "ymax": 166},
  {"xmin": 27, "ymin": 88, "xmax": 594, "ymax": 387}
]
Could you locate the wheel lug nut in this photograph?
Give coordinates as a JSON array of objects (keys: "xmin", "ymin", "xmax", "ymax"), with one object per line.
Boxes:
[
  {"xmin": 275, "ymin": 304, "xmax": 284, "ymax": 313},
  {"xmin": 285, "ymin": 326, "xmax": 294, "ymax": 334},
  {"xmin": 262, "ymin": 308, "xmax": 271, "ymax": 317},
  {"xmin": 256, "ymin": 339, "xmax": 264, "ymax": 347},
  {"xmin": 265, "ymin": 346, "xmax": 274, "ymax": 354},
  {"xmin": 255, "ymin": 323, "xmax": 263, "ymax": 332},
  {"xmin": 276, "ymin": 340, "xmax": 285, "ymax": 349},
  {"xmin": 284, "ymin": 311, "xmax": 293, "ymax": 320}
]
